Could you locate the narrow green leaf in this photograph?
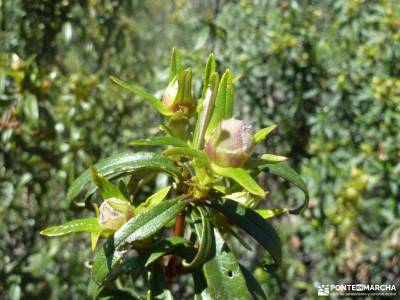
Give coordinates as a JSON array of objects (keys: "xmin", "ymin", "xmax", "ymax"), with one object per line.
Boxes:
[
  {"xmin": 138, "ymin": 186, "xmax": 171, "ymax": 211},
  {"xmin": 212, "ymin": 164, "xmax": 265, "ymax": 197},
  {"xmin": 110, "ymin": 76, "xmax": 170, "ymax": 116},
  {"xmin": 91, "ymin": 230, "xmax": 103, "ymax": 252},
  {"xmin": 206, "ymin": 70, "xmax": 232, "ymax": 136},
  {"xmin": 169, "ymin": 48, "xmax": 182, "ymax": 81},
  {"xmin": 129, "ymin": 136, "xmax": 188, "ymax": 148},
  {"xmin": 202, "ymin": 228, "xmax": 251, "ymax": 299},
  {"xmin": 240, "ymin": 265, "xmax": 267, "ymax": 300},
  {"xmin": 90, "ymin": 167, "xmax": 127, "ymax": 201},
  {"xmin": 256, "ymin": 208, "xmax": 289, "ymax": 219},
  {"xmin": 163, "ymin": 147, "xmax": 208, "ymax": 163},
  {"xmin": 211, "ymin": 198, "xmax": 282, "ymax": 270},
  {"xmin": 183, "ymin": 207, "xmax": 212, "ymax": 269},
  {"xmin": 224, "ymin": 72, "xmax": 234, "ymax": 119},
  {"xmin": 67, "ymin": 152, "xmax": 181, "ymax": 205},
  {"xmin": 263, "ymin": 163, "xmax": 309, "ymax": 214},
  {"xmin": 254, "ymin": 125, "xmax": 277, "ymax": 143},
  {"xmin": 114, "ymin": 198, "xmax": 188, "ymax": 248},
  {"xmin": 201, "ymin": 53, "xmax": 216, "ymax": 98},
  {"xmin": 40, "ymin": 218, "xmax": 101, "ymax": 236},
  {"xmin": 193, "ymin": 72, "xmax": 219, "ymax": 150},
  {"xmin": 148, "ymin": 266, "xmax": 174, "ymax": 300},
  {"xmin": 261, "ymin": 154, "xmax": 288, "ymax": 163}
]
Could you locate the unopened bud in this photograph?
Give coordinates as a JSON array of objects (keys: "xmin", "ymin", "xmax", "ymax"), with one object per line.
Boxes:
[
  {"xmin": 205, "ymin": 118, "xmax": 256, "ymax": 167},
  {"xmin": 161, "ymin": 69, "xmax": 195, "ymax": 118},
  {"xmin": 99, "ymin": 198, "xmax": 134, "ymax": 230}
]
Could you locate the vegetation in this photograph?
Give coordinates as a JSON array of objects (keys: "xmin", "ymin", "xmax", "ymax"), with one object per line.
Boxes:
[{"xmin": 1, "ymin": 0, "xmax": 399, "ymax": 299}]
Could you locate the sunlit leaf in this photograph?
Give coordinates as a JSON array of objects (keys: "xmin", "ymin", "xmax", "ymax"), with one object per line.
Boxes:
[
  {"xmin": 254, "ymin": 125, "xmax": 277, "ymax": 143},
  {"xmin": 256, "ymin": 208, "xmax": 289, "ymax": 219},
  {"xmin": 40, "ymin": 218, "xmax": 102, "ymax": 236},
  {"xmin": 212, "ymin": 164, "xmax": 265, "ymax": 197},
  {"xmin": 67, "ymin": 152, "xmax": 181, "ymax": 205},
  {"xmin": 113, "ymin": 198, "xmax": 188, "ymax": 249},
  {"xmin": 110, "ymin": 76, "xmax": 170, "ymax": 116}
]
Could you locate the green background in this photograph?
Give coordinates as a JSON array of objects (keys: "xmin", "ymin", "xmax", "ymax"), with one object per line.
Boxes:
[{"xmin": 1, "ymin": 0, "xmax": 399, "ymax": 299}]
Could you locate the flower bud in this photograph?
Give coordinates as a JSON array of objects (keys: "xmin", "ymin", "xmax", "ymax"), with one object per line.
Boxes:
[
  {"xmin": 205, "ymin": 118, "xmax": 256, "ymax": 167},
  {"xmin": 99, "ymin": 197, "xmax": 134, "ymax": 230},
  {"xmin": 161, "ymin": 69, "xmax": 195, "ymax": 118}
]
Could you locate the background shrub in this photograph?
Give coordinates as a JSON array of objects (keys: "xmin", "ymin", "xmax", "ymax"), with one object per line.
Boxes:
[{"xmin": 1, "ymin": 0, "xmax": 399, "ymax": 298}]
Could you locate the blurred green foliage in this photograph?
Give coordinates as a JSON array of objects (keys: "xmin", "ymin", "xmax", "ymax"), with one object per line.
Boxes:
[{"xmin": 1, "ymin": 0, "xmax": 399, "ymax": 299}]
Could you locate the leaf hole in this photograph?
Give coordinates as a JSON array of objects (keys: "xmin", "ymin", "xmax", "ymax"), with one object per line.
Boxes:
[{"xmin": 227, "ymin": 270, "xmax": 233, "ymax": 277}]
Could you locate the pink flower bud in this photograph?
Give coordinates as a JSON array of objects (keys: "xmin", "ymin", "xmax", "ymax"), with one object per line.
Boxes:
[
  {"xmin": 205, "ymin": 118, "xmax": 256, "ymax": 167},
  {"xmin": 99, "ymin": 198, "xmax": 134, "ymax": 230}
]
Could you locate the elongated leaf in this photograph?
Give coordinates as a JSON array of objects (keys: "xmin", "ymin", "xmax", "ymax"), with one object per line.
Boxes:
[
  {"xmin": 129, "ymin": 136, "xmax": 188, "ymax": 148},
  {"xmin": 169, "ymin": 48, "xmax": 182, "ymax": 81},
  {"xmin": 254, "ymin": 125, "xmax": 277, "ymax": 143},
  {"xmin": 40, "ymin": 218, "xmax": 102, "ymax": 236},
  {"xmin": 110, "ymin": 76, "xmax": 170, "ymax": 116},
  {"xmin": 256, "ymin": 208, "xmax": 289, "ymax": 219},
  {"xmin": 114, "ymin": 198, "xmax": 188, "ymax": 248},
  {"xmin": 92, "ymin": 236, "xmax": 189, "ymax": 286},
  {"xmin": 261, "ymin": 154, "xmax": 288, "ymax": 163},
  {"xmin": 67, "ymin": 152, "xmax": 181, "ymax": 205},
  {"xmin": 90, "ymin": 167, "xmax": 127, "ymax": 201},
  {"xmin": 148, "ymin": 266, "xmax": 174, "ymax": 300},
  {"xmin": 206, "ymin": 70, "xmax": 232, "ymax": 136},
  {"xmin": 137, "ymin": 186, "xmax": 171, "ymax": 212},
  {"xmin": 193, "ymin": 72, "xmax": 219, "ymax": 150},
  {"xmin": 263, "ymin": 163, "xmax": 309, "ymax": 214},
  {"xmin": 202, "ymin": 228, "xmax": 251, "ymax": 299},
  {"xmin": 212, "ymin": 164, "xmax": 265, "ymax": 197},
  {"xmin": 183, "ymin": 207, "xmax": 212, "ymax": 269},
  {"xmin": 211, "ymin": 198, "xmax": 282, "ymax": 270},
  {"xmin": 91, "ymin": 230, "xmax": 103, "ymax": 252},
  {"xmin": 201, "ymin": 53, "xmax": 216, "ymax": 98},
  {"xmin": 240, "ymin": 265, "xmax": 267, "ymax": 300},
  {"xmin": 163, "ymin": 147, "xmax": 208, "ymax": 163},
  {"xmin": 224, "ymin": 72, "xmax": 234, "ymax": 119}
]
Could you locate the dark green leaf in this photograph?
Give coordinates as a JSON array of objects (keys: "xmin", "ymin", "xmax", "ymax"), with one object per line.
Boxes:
[
  {"xmin": 202, "ymin": 227, "xmax": 251, "ymax": 299},
  {"xmin": 91, "ymin": 236, "xmax": 189, "ymax": 286},
  {"xmin": 211, "ymin": 198, "xmax": 282, "ymax": 270},
  {"xmin": 114, "ymin": 198, "xmax": 188, "ymax": 248},
  {"xmin": 148, "ymin": 266, "xmax": 174, "ymax": 300},
  {"xmin": 263, "ymin": 163, "xmax": 309, "ymax": 214},
  {"xmin": 183, "ymin": 207, "xmax": 212, "ymax": 269},
  {"xmin": 67, "ymin": 152, "xmax": 181, "ymax": 205},
  {"xmin": 240, "ymin": 265, "xmax": 267, "ymax": 300}
]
